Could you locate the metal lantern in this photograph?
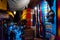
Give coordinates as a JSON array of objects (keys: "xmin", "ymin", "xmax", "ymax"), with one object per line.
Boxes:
[{"xmin": 8, "ymin": 0, "xmax": 30, "ymax": 10}]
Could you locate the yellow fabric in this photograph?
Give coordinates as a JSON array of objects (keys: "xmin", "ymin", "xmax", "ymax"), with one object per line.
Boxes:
[
  {"xmin": 21, "ymin": 9, "xmax": 27, "ymax": 20},
  {"xmin": 8, "ymin": 11, "xmax": 14, "ymax": 18},
  {"xmin": 0, "ymin": 0, "xmax": 7, "ymax": 10}
]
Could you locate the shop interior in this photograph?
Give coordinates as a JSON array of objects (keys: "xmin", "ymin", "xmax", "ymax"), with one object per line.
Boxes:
[{"xmin": 0, "ymin": 0, "xmax": 56, "ymax": 40}]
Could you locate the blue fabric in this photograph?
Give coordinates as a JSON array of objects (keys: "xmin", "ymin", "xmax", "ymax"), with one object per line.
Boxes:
[{"xmin": 8, "ymin": 25, "xmax": 23, "ymax": 40}]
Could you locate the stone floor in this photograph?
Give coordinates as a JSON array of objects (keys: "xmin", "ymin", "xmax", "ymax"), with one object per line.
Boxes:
[{"xmin": 34, "ymin": 38, "xmax": 43, "ymax": 40}]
